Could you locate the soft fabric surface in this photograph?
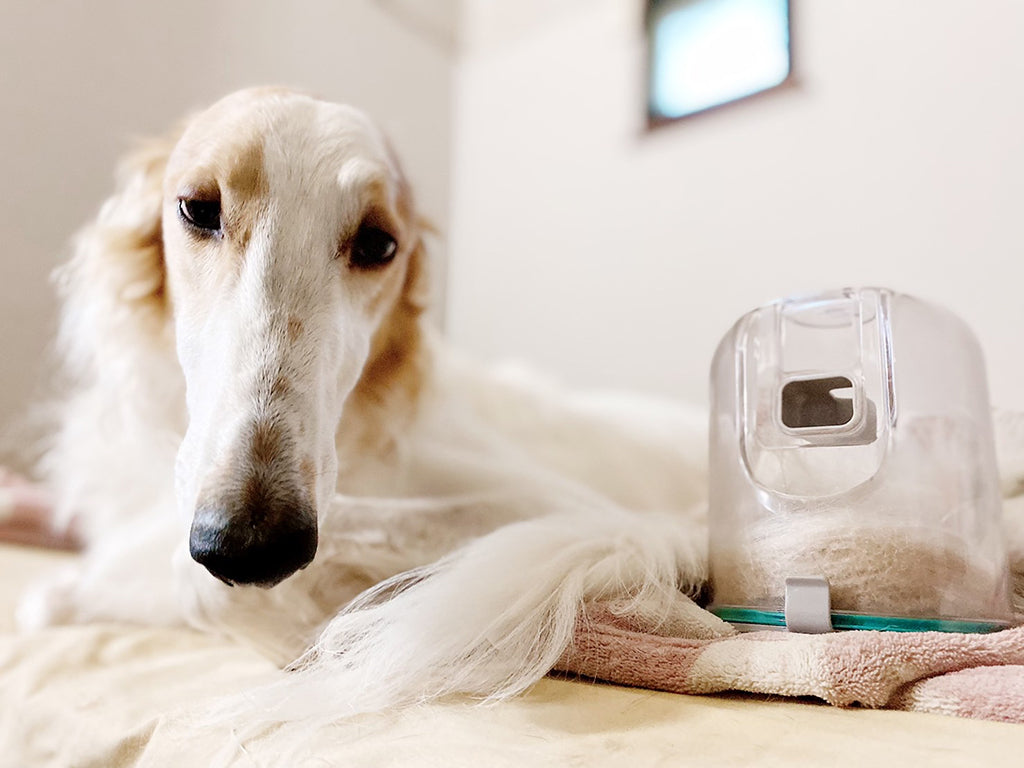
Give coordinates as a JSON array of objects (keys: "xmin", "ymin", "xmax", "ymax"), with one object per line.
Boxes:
[
  {"xmin": 559, "ymin": 603, "xmax": 1024, "ymax": 722},
  {"xmin": 0, "ymin": 468, "xmax": 78, "ymax": 550},
  {"xmin": 3, "ymin": 544, "xmax": 1024, "ymax": 767}
]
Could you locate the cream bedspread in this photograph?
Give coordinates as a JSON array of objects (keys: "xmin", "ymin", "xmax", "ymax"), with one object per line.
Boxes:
[{"xmin": 2, "ymin": 545, "xmax": 1022, "ymax": 767}]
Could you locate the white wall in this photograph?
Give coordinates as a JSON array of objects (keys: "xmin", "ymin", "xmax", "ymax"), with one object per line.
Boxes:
[
  {"xmin": 448, "ymin": 0, "xmax": 1024, "ymax": 409},
  {"xmin": 4, "ymin": 0, "xmax": 1023, "ymax": 458},
  {"xmin": 0, "ymin": 0, "xmax": 456, "ymax": 461}
]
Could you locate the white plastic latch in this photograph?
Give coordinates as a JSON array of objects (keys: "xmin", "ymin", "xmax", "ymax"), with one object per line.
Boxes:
[{"xmin": 784, "ymin": 576, "xmax": 833, "ymax": 633}]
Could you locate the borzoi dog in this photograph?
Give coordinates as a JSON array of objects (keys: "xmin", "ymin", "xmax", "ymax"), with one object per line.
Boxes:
[{"xmin": 18, "ymin": 88, "xmax": 711, "ymax": 717}]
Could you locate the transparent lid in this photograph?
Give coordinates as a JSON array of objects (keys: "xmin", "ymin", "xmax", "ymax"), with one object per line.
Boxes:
[{"xmin": 707, "ymin": 288, "xmax": 1012, "ymax": 629}]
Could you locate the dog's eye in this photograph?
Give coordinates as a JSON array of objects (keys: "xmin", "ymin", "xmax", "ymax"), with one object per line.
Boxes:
[
  {"xmin": 178, "ymin": 199, "xmax": 222, "ymax": 233},
  {"xmin": 350, "ymin": 225, "xmax": 397, "ymax": 269}
]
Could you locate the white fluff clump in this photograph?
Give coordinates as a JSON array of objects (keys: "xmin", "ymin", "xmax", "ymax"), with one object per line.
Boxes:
[{"xmin": 209, "ymin": 505, "xmax": 704, "ymax": 727}]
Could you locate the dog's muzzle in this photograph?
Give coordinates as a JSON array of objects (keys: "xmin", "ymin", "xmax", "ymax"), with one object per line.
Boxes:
[{"xmin": 189, "ymin": 487, "xmax": 318, "ymax": 588}]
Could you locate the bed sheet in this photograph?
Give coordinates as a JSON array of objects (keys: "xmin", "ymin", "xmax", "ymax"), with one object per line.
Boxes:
[{"xmin": 1, "ymin": 543, "xmax": 1022, "ymax": 767}]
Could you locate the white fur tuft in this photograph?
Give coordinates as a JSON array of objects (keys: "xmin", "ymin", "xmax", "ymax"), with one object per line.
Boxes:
[{"xmin": 205, "ymin": 506, "xmax": 704, "ymax": 726}]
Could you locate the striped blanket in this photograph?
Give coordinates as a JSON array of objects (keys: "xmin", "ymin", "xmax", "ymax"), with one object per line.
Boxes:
[{"xmin": 559, "ymin": 595, "xmax": 1024, "ymax": 723}]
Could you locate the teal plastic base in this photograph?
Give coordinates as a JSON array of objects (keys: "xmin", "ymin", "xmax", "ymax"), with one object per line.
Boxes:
[{"xmin": 711, "ymin": 606, "xmax": 1011, "ymax": 634}]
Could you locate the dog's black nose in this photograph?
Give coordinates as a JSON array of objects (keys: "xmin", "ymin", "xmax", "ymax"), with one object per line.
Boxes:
[{"xmin": 189, "ymin": 492, "xmax": 318, "ymax": 588}]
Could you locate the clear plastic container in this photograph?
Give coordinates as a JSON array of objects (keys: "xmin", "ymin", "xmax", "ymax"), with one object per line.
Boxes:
[{"xmin": 708, "ymin": 288, "xmax": 1012, "ymax": 633}]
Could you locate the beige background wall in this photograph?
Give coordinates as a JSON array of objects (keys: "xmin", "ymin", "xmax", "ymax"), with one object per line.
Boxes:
[
  {"xmin": 447, "ymin": 0, "xmax": 1024, "ymax": 408},
  {"xmin": 0, "ymin": 0, "xmax": 456, "ymax": 462}
]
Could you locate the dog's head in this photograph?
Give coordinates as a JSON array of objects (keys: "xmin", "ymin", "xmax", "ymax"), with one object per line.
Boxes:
[{"xmin": 76, "ymin": 88, "xmax": 428, "ymax": 587}]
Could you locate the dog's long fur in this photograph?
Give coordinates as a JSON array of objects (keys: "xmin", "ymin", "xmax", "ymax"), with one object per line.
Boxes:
[{"xmin": 20, "ymin": 89, "xmax": 711, "ymax": 718}]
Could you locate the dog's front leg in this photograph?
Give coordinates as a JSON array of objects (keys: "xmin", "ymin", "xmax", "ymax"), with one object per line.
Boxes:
[
  {"xmin": 16, "ymin": 510, "xmax": 187, "ymax": 631},
  {"xmin": 314, "ymin": 489, "xmax": 583, "ymax": 580}
]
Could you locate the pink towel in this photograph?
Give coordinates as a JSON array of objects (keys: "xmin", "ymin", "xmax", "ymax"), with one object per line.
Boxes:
[
  {"xmin": 0, "ymin": 469, "xmax": 79, "ymax": 550},
  {"xmin": 558, "ymin": 602, "xmax": 1024, "ymax": 723}
]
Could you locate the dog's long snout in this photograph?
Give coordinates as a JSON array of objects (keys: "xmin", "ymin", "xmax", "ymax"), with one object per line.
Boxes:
[{"xmin": 189, "ymin": 487, "xmax": 318, "ymax": 588}]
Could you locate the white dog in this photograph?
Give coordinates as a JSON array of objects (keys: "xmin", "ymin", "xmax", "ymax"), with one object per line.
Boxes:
[{"xmin": 19, "ymin": 88, "xmax": 712, "ymax": 718}]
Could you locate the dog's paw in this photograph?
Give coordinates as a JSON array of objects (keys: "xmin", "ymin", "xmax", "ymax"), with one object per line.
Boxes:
[{"xmin": 15, "ymin": 567, "xmax": 82, "ymax": 631}]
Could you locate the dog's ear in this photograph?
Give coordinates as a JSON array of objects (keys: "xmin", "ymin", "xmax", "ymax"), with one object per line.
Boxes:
[
  {"xmin": 56, "ymin": 128, "xmax": 181, "ymax": 377},
  {"xmin": 346, "ymin": 165, "xmax": 433, "ymax": 446},
  {"xmin": 41, "ymin": 128, "xmax": 184, "ymax": 529},
  {"xmin": 401, "ymin": 217, "xmax": 433, "ymax": 316}
]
